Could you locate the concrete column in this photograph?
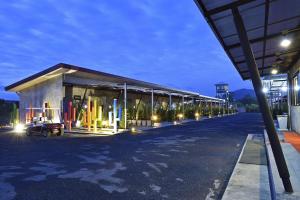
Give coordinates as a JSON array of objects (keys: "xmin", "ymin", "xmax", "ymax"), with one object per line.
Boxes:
[{"xmin": 124, "ymin": 83, "xmax": 127, "ymax": 130}]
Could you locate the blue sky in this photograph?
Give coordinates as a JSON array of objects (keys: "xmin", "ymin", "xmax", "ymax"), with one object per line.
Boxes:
[{"xmin": 0, "ymin": 0, "xmax": 252, "ymax": 100}]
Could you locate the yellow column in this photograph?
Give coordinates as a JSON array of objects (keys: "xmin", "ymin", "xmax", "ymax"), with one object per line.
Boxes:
[
  {"xmin": 93, "ymin": 99, "xmax": 97, "ymax": 132},
  {"xmin": 87, "ymin": 96, "xmax": 91, "ymax": 131},
  {"xmin": 98, "ymin": 106, "xmax": 102, "ymax": 121}
]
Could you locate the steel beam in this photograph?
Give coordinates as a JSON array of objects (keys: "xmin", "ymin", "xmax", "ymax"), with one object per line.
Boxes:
[
  {"xmin": 205, "ymin": 0, "xmax": 255, "ymax": 16},
  {"xmin": 232, "ymin": 7, "xmax": 293, "ymax": 193}
]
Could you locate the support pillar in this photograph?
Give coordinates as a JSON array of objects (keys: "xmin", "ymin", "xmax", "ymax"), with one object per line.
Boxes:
[
  {"xmin": 87, "ymin": 96, "xmax": 91, "ymax": 132},
  {"xmin": 232, "ymin": 7, "xmax": 293, "ymax": 193},
  {"xmin": 169, "ymin": 94, "xmax": 172, "ymax": 110},
  {"xmin": 124, "ymin": 83, "xmax": 127, "ymax": 130},
  {"xmin": 182, "ymin": 96, "xmax": 185, "ymax": 118}
]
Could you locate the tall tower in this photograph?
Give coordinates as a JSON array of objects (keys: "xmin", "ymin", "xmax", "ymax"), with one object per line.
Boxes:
[{"xmin": 215, "ymin": 83, "xmax": 229, "ymax": 99}]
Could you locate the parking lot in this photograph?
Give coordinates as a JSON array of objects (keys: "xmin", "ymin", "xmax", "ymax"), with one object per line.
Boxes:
[{"xmin": 0, "ymin": 113, "xmax": 264, "ymax": 200}]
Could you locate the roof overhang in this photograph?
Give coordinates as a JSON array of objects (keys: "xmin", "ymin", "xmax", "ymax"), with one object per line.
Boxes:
[
  {"xmin": 5, "ymin": 63, "xmax": 223, "ymax": 102},
  {"xmin": 194, "ymin": 0, "xmax": 300, "ymax": 80}
]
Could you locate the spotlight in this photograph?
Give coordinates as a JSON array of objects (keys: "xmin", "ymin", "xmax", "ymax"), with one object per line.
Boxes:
[
  {"xmin": 131, "ymin": 127, "xmax": 136, "ymax": 133},
  {"xmin": 295, "ymin": 85, "xmax": 300, "ymax": 91},
  {"xmin": 177, "ymin": 114, "xmax": 183, "ymax": 119},
  {"xmin": 280, "ymin": 38, "xmax": 291, "ymax": 48},
  {"xmin": 271, "ymin": 69, "xmax": 278, "ymax": 74}
]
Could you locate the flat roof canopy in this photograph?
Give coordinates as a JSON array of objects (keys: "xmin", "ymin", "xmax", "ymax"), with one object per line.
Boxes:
[
  {"xmin": 5, "ymin": 63, "xmax": 224, "ymax": 102},
  {"xmin": 195, "ymin": 0, "xmax": 300, "ymax": 80}
]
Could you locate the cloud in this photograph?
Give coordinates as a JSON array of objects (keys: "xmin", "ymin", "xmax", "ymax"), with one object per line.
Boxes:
[{"xmin": 0, "ymin": 0, "xmax": 251, "ymax": 97}]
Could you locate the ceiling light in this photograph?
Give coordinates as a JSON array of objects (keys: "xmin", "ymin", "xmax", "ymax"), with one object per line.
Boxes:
[
  {"xmin": 280, "ymin": 38, "xmax": 291, "ymax": 48},
  {"xmin": 281, "ymin": 86, "xmax": 288, "ymax": 92},
  {"xmin": 262, "ymin": 87, "xmax": 268, "ymax": 93},
  {"xmin": 271, "ymin": 69, "xmax": 278, "ymax": 74}
]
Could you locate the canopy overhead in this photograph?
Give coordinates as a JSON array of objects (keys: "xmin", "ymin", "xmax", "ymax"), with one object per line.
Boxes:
[
  {"xmin": 5, "ymin": 63, "xmax": 224, "ymax": 102},
  {"xmin": 195, "ymin": 0, "xmax": 300, "ymax": 80}
]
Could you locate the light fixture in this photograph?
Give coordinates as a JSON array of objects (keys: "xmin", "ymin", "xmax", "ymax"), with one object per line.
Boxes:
[
  {"xmin": 177, "ymin": 113, "xmax": 183, "ymax": 119},
  {"xmin": 151, "ymin": 115, "xmax": 158, "ymax": 121},
  {"xmin": 131, "ymin": 127, "xmax": 136, "ymax": 133},
  {"xmin": 295, "ymin": 85, "xmax": 300, "ymax": 91},
  {"xmin": 15, "ymin": 123, "xmax": 25, "ymax": 134},
  {"xmin": 271, "ymin": 68, "xmax": 278, "ymax": 75},
  {"xmin": 281, "ymin": 86, "xmax": 288, "ymax": 92},
  {"xmin": 262, "ymin": 87, "xmax": 268, "ymax": 93},
  {"xmin": 280, "ymin": 38, "xmax": 291, "ymax": 48}
]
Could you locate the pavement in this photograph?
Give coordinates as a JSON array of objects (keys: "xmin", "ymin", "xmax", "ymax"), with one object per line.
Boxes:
[
  {"xmin": 222, "ymin": 134, "xmax": 271, "ymax": 200},
  {"xmin": 266, "ymin": 131, "xmax": 300, "ymax": 199},
  {"xmin": 0, "ymin": 113, "xmax": 264, "ymax": 200}
]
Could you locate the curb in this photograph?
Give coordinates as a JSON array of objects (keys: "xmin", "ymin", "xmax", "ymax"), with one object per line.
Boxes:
[{"xmin": 221, "ymin": 134, "xmax": 250, "ymax": 199}]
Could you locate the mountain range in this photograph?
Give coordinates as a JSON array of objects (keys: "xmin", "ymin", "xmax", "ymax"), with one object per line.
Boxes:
[
  {"xmin": 0, "ymin": 86, "xmax": 18, "ymax": 101},
  {"xmin": 232, "ymin": 88, "xmax": 256, "ymax": 100}
]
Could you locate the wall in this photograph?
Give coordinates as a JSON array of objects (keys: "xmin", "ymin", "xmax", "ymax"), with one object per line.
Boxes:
[
  {"xmin": 18, "ymin": 75, "xmax": 63, "ymax": 123},
  {"xmin": 288, "ymin": 57, "xmax": 300, "ymax": 133},
  {"xmin": 291, "ymin": 106, "xmax": 300, "ymax": 133}
]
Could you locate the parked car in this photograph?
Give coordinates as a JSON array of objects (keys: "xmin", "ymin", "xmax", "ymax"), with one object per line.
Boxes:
[{"xmin": 26, "ymin": 122, "xmax": 63, "ymax": 137}]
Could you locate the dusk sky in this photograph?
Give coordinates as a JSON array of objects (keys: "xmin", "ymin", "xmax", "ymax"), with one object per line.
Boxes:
[{"xmin": 0, "ymin": 0, "xmax": 252, "ymax": 100}]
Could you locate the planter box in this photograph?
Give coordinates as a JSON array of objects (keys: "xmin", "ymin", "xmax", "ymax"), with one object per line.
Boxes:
[
  {"xmin": 277, "ymin": 115, "xmax": 288, "ymax": 130},
  {"xmin": 146, "ymin": 120, "xmax": 152, "ymax": 127},
  {"xmin": 136, "ymin": 120, "xmax": 142, "ymax": 127},
  {"xmin": 131, "ymin": 120, "xmax": 136, "ymax": 126},
  {"xmin": 142, "ymin": 120, "xmax": 147, "ymax": 126}
]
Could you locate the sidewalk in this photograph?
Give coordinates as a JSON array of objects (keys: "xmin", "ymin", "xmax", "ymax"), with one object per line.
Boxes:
[
  {"xmin": 222, "ymin": 134, "xmax": 271, "ymax": 200},
  {"xmin": 265, "ymin": 130, "xmax": 300, "ymax": 199},
  {"xmin": 222, "ymin": 129, "xmax": 300, "ymax": 199}
]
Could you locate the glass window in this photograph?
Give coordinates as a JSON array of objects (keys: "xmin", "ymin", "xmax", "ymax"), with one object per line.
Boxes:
[{"xmin": 292, "ymin": 74, "xmax": 300, "ymax": 105}]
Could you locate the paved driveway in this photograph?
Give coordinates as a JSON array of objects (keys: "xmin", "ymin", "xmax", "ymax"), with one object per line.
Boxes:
[{"xmin": 0, "ymin": 113, "xmax": 264, "ymax": 200}]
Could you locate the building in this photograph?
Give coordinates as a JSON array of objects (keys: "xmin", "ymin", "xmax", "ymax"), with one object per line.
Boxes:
[
  {"xmin": 262, "ymin": 74, "xmax": 288, "ymax": 110},
  {"xmin": 215, "ymin": 83, "xmax": 229, "ymax": 99},
  {"xmin": 5, "ymin": 63, "xmax": 225, "ymax": 132}
]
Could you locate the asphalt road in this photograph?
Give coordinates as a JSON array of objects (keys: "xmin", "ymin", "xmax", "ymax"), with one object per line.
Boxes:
[{"xmin": 0, "ymin": 113, "xmax": 264, "ymax": 200}]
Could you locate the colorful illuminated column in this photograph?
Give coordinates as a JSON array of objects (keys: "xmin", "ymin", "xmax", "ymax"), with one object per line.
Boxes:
[
  {"xmin": 87, "ymin": 96, "xmax": 91, "ymax": 131},
  {"xmin": 182, "ymin": 96, "xmax": 184, "ymax": 118},
  {"xmin": 124, "ymin": 83, "xmax": 127, "ymax": 129},
  {"xmin": 169, "ymin": 94, "xmax": 172, "ymax": 110},
  {"xmin": 68, "ymin": 101, "xmax": 72, "ymax": 130},
  {"xmin": 93, "ymin": 99, "xmax": 97, "ymax": 132},
  {"xmin": 151, "ymin": 89, "xmax": 154, "ymax": 116},
  {"xmin": 113, "ymin": 98, "xmax": 117, "ymax": 133}
]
